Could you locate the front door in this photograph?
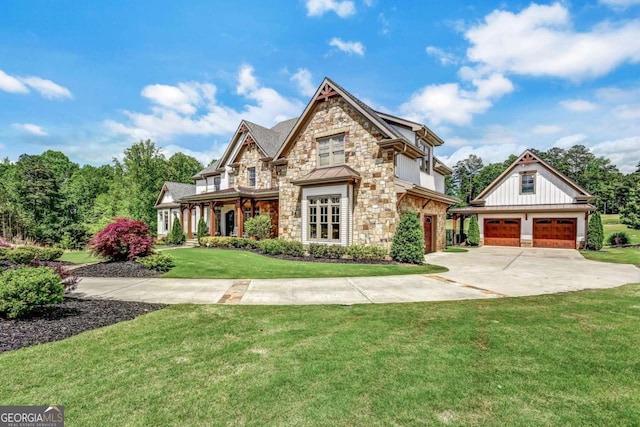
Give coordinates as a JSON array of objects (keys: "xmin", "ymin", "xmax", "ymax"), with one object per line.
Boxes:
[
  {"xmin": 225, "ymin": 210, "xmax": 235, "ymax": 236},
  {"xmin": 424, "ymin": 216, "xmax": 434, "ymax": 253}
]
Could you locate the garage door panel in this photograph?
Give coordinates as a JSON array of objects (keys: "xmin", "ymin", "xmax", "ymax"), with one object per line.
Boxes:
[
  {"xmin": 484, "ymin": 219, "xmax": 521, "ymax": 247},
  {"xmin": 533, "ymin": 218, "xmax": 576, "ymax": 249}
]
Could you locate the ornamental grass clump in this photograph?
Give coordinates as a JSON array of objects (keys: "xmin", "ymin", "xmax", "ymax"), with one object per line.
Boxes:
[{"xmin": 89, "ymin": 217, "xmax": 154, "ymax": 261}]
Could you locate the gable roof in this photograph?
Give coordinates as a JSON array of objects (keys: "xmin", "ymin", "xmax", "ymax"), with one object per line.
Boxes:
[
  {"xmin": 155, "ymin": 181, "xmax": 196, "ymax": 207},
  {"xmin": 473, "ymin": 149, "xmax": 594, "ymax": 202},
  {"xmin": 274, "ymin": 77, "xmax": 417, "ymax": 160}
]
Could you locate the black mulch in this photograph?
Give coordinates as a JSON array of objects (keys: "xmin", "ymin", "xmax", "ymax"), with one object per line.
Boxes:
[
  {"xmin": 0, "ymin": 297, "xmax": 166, "ymax": 352},
  {"xmin": 72, "ymin": 261, "xmax": 162, "ymax": 277}
]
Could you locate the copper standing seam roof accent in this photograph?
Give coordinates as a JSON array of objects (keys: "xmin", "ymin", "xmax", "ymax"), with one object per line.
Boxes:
[{"xmin": 291, "ymin": 165, "xmax": 361, "ymax": 186}]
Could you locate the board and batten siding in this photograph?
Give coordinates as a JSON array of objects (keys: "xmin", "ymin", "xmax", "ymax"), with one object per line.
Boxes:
[
  {"xmin": 301, "ymin": 184, "xmax": 350, "ymax": 246},
  {"xmin": 396, "ymin": 154, "xmax": 420, "ymax": 185},
  {"xmin": 483, "ymin": 163, "xmax": 579, "ymax": 206}
]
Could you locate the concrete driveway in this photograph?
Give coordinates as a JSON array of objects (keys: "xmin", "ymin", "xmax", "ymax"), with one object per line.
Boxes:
[{"xmin": 71, "ymin": 247, "xmax": 640, "ymax": 305}]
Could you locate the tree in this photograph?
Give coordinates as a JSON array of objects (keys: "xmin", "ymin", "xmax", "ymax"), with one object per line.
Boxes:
[
  {"xmin": 586, "ymin": 211, "xmax": 604, "ymax": 250},
  {"xmin": 196, "ymin": 216, "xmax": 209, "ymax": 240},
  {"xmin": 167, "ymin": 153, "xmax": 203, "ymax": 184},
  {"xmin": 89, "ymin": 217, "xmax": 154, "ymax": 261},
  {"xmin": 244, "ymin": 215, "xmax": 272, "ymax": 240},
  {"xmin": 467, "ymin": 215, "xmax": 480, "ymax": 246},
  {"xmin": 452, "ymin": 155, "xmax": 484, "ymax": 204},
  {"xmin": 390, "ymin": 211, "xmax": 424, "ymax": 264},
  {"xmin": 620, "ymin": 181, "xmax": 640, "ymax": 229},
  {"xmin": 166, "ymin": 215, "xmax": 185, "ymax": 245}
]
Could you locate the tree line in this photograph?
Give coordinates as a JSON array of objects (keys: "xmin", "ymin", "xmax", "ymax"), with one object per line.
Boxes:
[
  {"xmin": 447, "ymin": 144, "xmax": 640, "ymax": 228},
  {"xmin": 0, "ymin": 140, "xmax": 206, "ymax": 247}
]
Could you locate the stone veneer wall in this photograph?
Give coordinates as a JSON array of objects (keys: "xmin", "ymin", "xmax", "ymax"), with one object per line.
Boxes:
[
  {"xmin": 235, "ymin": 143, "xmax": 276, "ymax": 189},
  {"xmin": 397, "ymin": 194, "xmax": 448, "ymax": 251},
  {"xmin": 278, "ymin": 97, "xmax": 397, "ymax": 248}
]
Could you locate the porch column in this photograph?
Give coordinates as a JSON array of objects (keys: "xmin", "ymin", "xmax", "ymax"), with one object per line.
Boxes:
[
  {"xmin": 209, "ymin": 202, "xmax": 216, "ymax": 236},
  {"xmin": 237, "ymin": 199, "xmax": 244, "ymax": 237},
  {"xmin": 199, "ymin": 203, "xmax": 204, "ymax": 220},
  {"xmin": 187, "ymin": 204, "xmax": 193, "ymax": 239},
  {"xmin": 250, "ymin": 199, "xmax": 256, "ymax": 217},
  {"xmin": 452, "ymin": 214, "xmax": 458, "ymax": 244}
]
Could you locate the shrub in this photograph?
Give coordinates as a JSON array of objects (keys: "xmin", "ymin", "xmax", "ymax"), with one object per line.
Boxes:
[
  {"xmin": 586, "ymin": 211, "xmax": 604, "ymax": 251},
  {"xmin": 282, "ymin": 240, "xmax": 305, "ymax": 257},
  {"xmin": 34, "ymin": 247, "xmax": 64, "ymax": 261},
  {"xmin": 244, "ymin": 215, "xmax": 273, "ymax": 240},
  {"xmin": 60, "ymin": 224, "xmax": 91, "ymax": 250},
  {"xmin": 89, "ymin": 217, "xmax": 154, "ymax": 261},
  {"xmin": 608, "ymin": 231, "xmax": 630, "ymax": 246},
  {"xmin": 29, "ymin": 260, "xmax": 79, "ymax": 293},
  {"xmin": 0, "ymin": 267, "xmax": 64, "ymax": 318},
  {"xmin": 346, "ymin": 244, "xmax": 387, "ymax": 261},
  {"xmin": 196, "ymin": 217, "xmax": 209, "ymax": 240},
  {"xmin": 200, "ymin": 236, "xmax": 234, "ymax": 248},
  {"xmin": 466, "ymin": 215, "xmax": 480, "ymax": 246},
  {"xmin": 0, "ymin": 247, "xmax": 11, "ymax": 261},
  {"xmin": 136, "ymin": 252, "xmax": 175, "ymax": 272},
  {"xmin": 166, "ymin": 215, "xmax": 186, "ymax": 245},
  {"xmin": 390, "ymin": 211, "xmax": 425, "ymax": 264},
  {"xmin": 257, "ymin": 239, "xmax": 287, "ymax": 255},
  {"xmin": 7, "ymin": 247, "xmax": 38, "ymax": 265},
  {"xmin": 308, "ymin": 243, "xmax": 347, "ymax": 259}
]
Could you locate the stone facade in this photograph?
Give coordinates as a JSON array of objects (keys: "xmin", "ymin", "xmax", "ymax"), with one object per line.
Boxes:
[
  {"xmin": 277, "ymin": 97, "xmax": 399, "ymax": 248},
  {"xmin": 235, "ymin": 143, "xmax": 276, "ymax": 189},
  {"xmin": 397, "ymin": 194, "xmax": 448, "ymax": 251}
]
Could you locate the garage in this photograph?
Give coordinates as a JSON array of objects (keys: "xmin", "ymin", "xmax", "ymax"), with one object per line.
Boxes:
[
  {"xmin": 533, "ymin": 218, "xmax": 577, "ymax": 249},
  {"xmin": 484, "ymin": 218, "xmax": 521, "ymax": 246}
]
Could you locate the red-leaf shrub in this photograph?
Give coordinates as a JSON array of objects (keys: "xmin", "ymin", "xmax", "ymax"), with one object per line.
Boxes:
[{"xmin": 89, "ymin": 217, "xmax": 154, "ymax": 261}]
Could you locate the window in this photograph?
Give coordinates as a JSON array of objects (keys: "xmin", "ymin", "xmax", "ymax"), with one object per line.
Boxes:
[
  {"xmin": 521, "ymin": 173, "xmax": 535, "ymax": 194},
  {"xmin": 248, "ymin": 167, "xmax": 256, "ymax": 187},
  {"xmin": 213, "ymin": 176, "xmax": 221, "ymax": 191},
  {"xmin": 317, "ymin": 134, "xmax": 345, "ymax": 167},
  {"xmin": 163, "ymin": 211, "xmax": 169, "ymax": 231},
  {"xmin": 308, "ymin": 196, "xmax": 341, "ymax": 241},
  {"xmin": 420, "ymin": 144, "xmax": 431, "ymax": 173},
  {"xmin": 244, "ymin": 206, "xmax": 260, "ymax": 222},
  {"xmin": 229, "ymin": 173, "xmax": 235, "ymax": 187}
]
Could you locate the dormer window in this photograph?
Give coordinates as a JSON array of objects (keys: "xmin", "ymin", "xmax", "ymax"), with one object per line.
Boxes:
[
  {"xmin": 317, "ymin": 134, "xmax": 345, "ymax": 167},
  {"xmin": 248, "ymin": 167, "xmax": 256, "ymax": 187},
  {"xmin": 420, "ymin": 144, "xmax": 431, "ymax": 173},
  {"xmin": 520, "ymin": 172, "xmax": 535, "ymax": 194},
  {"xmin": 213, "ymin": 176, "xmax": 221, "ymax": 191}
]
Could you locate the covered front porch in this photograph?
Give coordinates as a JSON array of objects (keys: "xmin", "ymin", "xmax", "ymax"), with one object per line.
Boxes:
[{"xmin": 179, "ymin": 187, "xmax": 279, "ymax": 239}]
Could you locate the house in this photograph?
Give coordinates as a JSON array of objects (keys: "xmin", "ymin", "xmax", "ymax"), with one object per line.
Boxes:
[
  {"xmin": 154, "ymin": 77, "xmax": 458, "ymax": 252},
  {"xmin": 449, "ymin": 150, "xmax": 595, "ymax": 249}
]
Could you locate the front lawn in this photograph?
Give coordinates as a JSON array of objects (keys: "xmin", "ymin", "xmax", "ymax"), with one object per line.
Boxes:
[
  {"xmin": 162, "ymin": 248, "xmax": 446, "ymax": 278},
  {"xmin": 59, "ymin": 251, "xmax": 102, "ymax": 264},
  {"xmin": 2, "ymin": 284, "xmax": 639, "ymax": 425},
  {"xmin": 601, "ymin": 214, "xmax": 640, "ymax": 244},
  {"xmin": 581, "ymin": 247, "xmax": 640, "ymax": 265}
]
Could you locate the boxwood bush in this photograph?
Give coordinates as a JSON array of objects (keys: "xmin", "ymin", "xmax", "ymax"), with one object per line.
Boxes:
[
  {"xmin": 346, "ymin": 244, "xmax": 387, "ymax": 261},
  {"xmin": 308, "ymin": 243, "xmax": 347, "ymax": 259},
  {"xmin": 136, "ymin": 253, "xmax": 175, "ymax": 272},
  {"xmin": 607, "ymin": 231, "xmax": 629, "ymax": 246},
  {"xmin": 0, "ymin": 266, "xmax": 64, "ymax": 318}
]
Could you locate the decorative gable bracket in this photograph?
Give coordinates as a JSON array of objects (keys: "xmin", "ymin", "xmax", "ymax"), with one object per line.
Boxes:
[{"xmin": 315, "ymin": 83, "xmax": 338, "ymax": 102}]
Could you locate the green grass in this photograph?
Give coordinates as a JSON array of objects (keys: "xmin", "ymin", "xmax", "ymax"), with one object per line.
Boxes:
[
  {"xmin": 162, "ymin": 248, "xmax": 446, "ymax": 278},
  {"xmin": 59, "ymin": 251, "xmax": 102, "ymax": 264},
  {"xmin": 445, "ymin": 247, "xmax": 469, "ymax": 253},
  {"xmin": 2, "ymin": 285, "xmax": 639, "ymax": 426},
  {"xmin": 602, "ymin": 214, "xmax": 640, "ymax": 245},
  {"xmin": 581, "ymin": 248, "xmax": 640, "ymax": 265}
]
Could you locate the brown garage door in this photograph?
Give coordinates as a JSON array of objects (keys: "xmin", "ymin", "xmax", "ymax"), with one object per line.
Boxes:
[
  {"xmin": 484, "ymin": 219, "xmax": 521, "ymax": 246},
  {"xmin": 533, "ymin": 218, "xmax": 576, "ymax": 249}
]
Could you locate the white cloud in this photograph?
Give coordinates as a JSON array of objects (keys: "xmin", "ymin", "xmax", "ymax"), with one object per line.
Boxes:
[
  {"xmin": 613, "ymin": 104, "xmax": 640, "ymax": 120},
  {"xmin": 11, "ymin": 123, "xmax": 49, "ymax": 136},
  {"xmin": 532, "ymin": 125, "xmax": 562, "ymax": 134},
  {"xmin": 399, "ymin": 73, "xmax": 513, "ymax": 126},
  {"xmin": 560, "ymin": 99, "xmax": 598, "ymax": 112},
  {"xmin": 328, "ymin": 37, "xmax": 365, "ymax": 56},
  {"xmin": 306, "ymin": 0, "xmax": 355, "ymax": 18},
  {"xmin": 107, "ymin": 65, "xmax": 304, "ymax": 141},
  {"xmin": 20, "ymin": 77, "xmax": 72, "ymax": 99},
  {"xmin": 591, "ymin": 136, "xmax": 640, "ymax": 173},
  {"xmin": 553, "ymin": 133, "xmax": 589, "ymax": 148},
  {"xmin": 426, "ymin": 46, "xmax": 457, "ymax": 65},
  {"xmin": 465, "ymin": 2, "xmax": 640, "ymax": 80},
  {"xmin": 378, "ymin": 13, "xmax": 391, "ymax": 35},
  {"xmin": 0, "ymin": 69, "xmax": 29, "ymax": 93},
  {"xmin": 440, "ymin": 143, "xmax": 528, "ymax": 166},
  {"xmin": 291, "ymin": 68, "xmax": 316, "ymax": 97}
]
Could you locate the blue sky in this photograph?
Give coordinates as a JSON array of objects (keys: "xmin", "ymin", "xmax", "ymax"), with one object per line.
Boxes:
[{"xmin": 1, "ymin": 0, "xmax": 639, "ymax": 172}]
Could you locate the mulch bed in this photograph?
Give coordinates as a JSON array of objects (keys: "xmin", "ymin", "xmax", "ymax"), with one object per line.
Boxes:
[
  {"xmin": 0, "ymin": 298, "xmax": 166, "ymax": 352},
  {"xmin": 72, "ymin": 261, "xmax": 162, "ymax": 277}
]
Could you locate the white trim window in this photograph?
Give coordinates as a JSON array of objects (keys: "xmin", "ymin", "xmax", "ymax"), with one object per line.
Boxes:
[
  {"xmin": 214, "ymin": 175, "xmax": 221, "ymax": 191},
  {"xmin": 317, "ymin": 134, "xmax": 345, "ymax": 167},
  {"xmin": 521, "ymin": 172, "xmax": 535, "ymax": 194},
  {"xmin": 248, "ymin": 167, "xmax": 256, "ymax": 187},
  {"xmin": 308, "ymin": 196, "xmax": 341, "ymax": 241}
]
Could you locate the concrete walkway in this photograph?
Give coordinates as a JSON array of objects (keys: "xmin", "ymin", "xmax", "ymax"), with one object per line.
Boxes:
[{"xmin": 71, "ymin": 247, "xmax": 640, "ymax": 305}]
